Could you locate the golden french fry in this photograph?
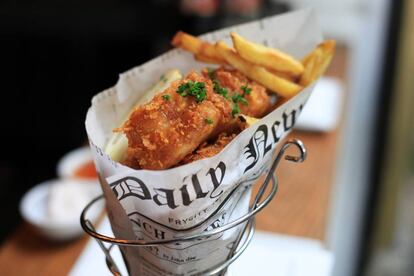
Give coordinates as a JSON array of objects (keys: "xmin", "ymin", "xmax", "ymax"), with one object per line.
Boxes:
[
  {"xmin": 299, "ymin": 48, "xmax": 321, "ymax": 86},
  {"xmin": 317, "ymin": 40, "xmax": 336, "ymax": 75},
  {"xmin": 198, "ymin": 42, "xmax": 226, "ymax": 63},
  {"xmin": 231, "ymin": 32, "xmax": 304, "ymax": 77},
  {"xmin": 215, "ymin": 41, "xmax": 303, "ymax": 98},
  {"xmin": 172, "ymin": 31, "xmax": 226, "ymax": 64},
  {"xmin": 194, "ymin": 53, "xmax": 226, "ymax": 64},
  {"xmin": 300, "ymin": 40, "xmax": 336, "ymax": 86},
  {"xmin": 171, "ymin": 31, "xmax": 202, "ymax": 53},
  {"xmin": 267, "ymin": 69, "xmax": 298, "ymax": 82}
]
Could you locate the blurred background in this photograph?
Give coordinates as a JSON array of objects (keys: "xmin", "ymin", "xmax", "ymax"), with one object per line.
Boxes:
[{"xmin": 0, "ymin": 0, "xmax": 413, "ymax": 276}]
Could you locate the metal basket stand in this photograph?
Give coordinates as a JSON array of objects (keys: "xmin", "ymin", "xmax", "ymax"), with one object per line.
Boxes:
[{"xmin": 80, "ymin": 139, "xmax": 307, "ymax": 276}]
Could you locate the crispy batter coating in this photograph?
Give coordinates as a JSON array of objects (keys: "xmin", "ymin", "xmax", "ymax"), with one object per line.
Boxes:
[
  {"xmin": 203, "ymin": 67, "xmax": 270, "ymax": 118},
  {"xmin": 119, "ymin": 71, "xmax": 234, "ymax": 170}
]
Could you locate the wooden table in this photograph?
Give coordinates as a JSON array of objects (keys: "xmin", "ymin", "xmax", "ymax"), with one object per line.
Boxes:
[{"xmin": 0, "ymin": 47, "xmax": 348, "ymax": 276}]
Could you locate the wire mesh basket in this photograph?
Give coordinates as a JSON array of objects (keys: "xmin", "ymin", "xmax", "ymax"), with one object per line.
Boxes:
[{"xmin": 80, "ymin": 139, "xmax": 306, "ymax": 276}]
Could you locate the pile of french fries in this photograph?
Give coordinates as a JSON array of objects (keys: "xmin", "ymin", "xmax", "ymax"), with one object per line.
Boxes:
[{"xmin": 172, "ymin": 31, "xmax": 335, "ymax": 98}]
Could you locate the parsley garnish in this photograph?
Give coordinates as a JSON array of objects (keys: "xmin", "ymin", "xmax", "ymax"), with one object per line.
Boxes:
[
  {"xmin": 205, "ymin": 118, "xmax": 214, "ymax": 124},
  {"xmin": 213, "ymin": 81, "xmax": 229, "ymax": 99},
  {"xmin": 162, "ymin": 94, "xmax": 171, "ymax": 101},
  {"xmin": 231, "ymin": 92, "xmax": 249, "ymax": 118},
  {"xmin": 232, "ymin": 104, "xmax": 240, "ymax": 117},
  {"xmin": 207, "ymin": 69, "xmax": 229, "ymax": 100},
  {"xmin": 232, "ymin": 94, "xmax": 248, "ymax": 106},
  {"xmin": 176, "ymin": 81, "xmax": 207, "ymax": 103},
  {"xmin": 241, "ymin": 85, "xmax": 252, "ymax": 96}
]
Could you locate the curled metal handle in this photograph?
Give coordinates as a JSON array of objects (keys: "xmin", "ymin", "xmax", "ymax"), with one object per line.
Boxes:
[
  {"xmin": 255, "ymin": 138, "xmax": 306, "ymax": 207},
  {"xmin": 282, "ymin": 139, "xmax": 307, "ymax": 163}
]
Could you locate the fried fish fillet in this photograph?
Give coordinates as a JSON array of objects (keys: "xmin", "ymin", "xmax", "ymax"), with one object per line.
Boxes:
[{"xmin": 118, "ymin": 71, "xmax": 234, "ymax": 170}]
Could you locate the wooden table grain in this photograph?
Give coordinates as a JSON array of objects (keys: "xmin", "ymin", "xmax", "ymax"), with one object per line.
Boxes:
[{"xmin": 0, "ymin": 46, "xmax": 348, "ymax": 276}]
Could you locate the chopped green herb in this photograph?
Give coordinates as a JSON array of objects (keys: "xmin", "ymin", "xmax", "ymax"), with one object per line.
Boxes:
[
  {"xmin": 176, "ymin": 81, "xmax": 207, "ymax": 103},
  {"xmin": 232, "ymin": 104, "xmax": 240, "ymax": 117},
  {"xmin": 177, "ymin": 80, "xmax": 191, "ymax": 96},
  {"xmin": 205, "ymin": 118, "xmax": 214, "ymax": 125},
  {"xmin": 232, "ymin": 94, "xmax": 248, "ymax": 106},
  {"xmin": 241, "ymin": 97, "xmax": 248, "ymax": 106},
  {"xmin": 207, "ymin": 68, "xmax": 230, "ymax": 100},
  {"xmin": 162, "ymin": 94, "xmax": 171, "ymax": 101},
  {"xmin": 231, "ymin": 91, "xmax": 249, "ymax": 117},
  {"xmin": 241, "ymin": 85, "xmax": 252, "ymax": 96},
  {"xmin": 213, "ymin": 81, "xmax": 229, "ymax": 99}
]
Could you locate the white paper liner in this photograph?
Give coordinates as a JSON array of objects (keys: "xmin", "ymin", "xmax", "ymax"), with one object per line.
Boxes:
[{"xmin": 85, "ymin": 9, "xmax": 322, "ymax": 276}]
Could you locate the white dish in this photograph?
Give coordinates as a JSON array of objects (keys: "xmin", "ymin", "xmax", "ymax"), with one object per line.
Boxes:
[
  {"xmin": 57, "ymin": 146, "xmax": 96, "ymax": 179},
  {"xmin": 19, "ymin": 179, "xmax": 104, "ymax": 241},
  {"xmin": 295, "ymin": 77, "xmax": 343, "ymax": 132}
]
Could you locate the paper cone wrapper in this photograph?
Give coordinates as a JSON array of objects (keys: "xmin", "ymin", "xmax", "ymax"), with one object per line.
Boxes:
[{"xmin": 85, "ymin": 9, "xmax": 322, "ymax": 276}]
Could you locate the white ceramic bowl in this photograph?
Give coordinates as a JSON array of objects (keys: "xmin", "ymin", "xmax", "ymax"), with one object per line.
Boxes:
[
  {"xmin": 57, "ymin": 146, "xmax": 96, "ymax": 179},
  {"xmin": 19, "ymin": 179, "xmax": 104, "ymax": 241}
]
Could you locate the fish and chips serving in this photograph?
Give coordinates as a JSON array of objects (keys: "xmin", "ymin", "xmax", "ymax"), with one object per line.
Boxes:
[
  {"xmin": 85, "ymin": 10, "xmax": 334, "ymax": 275},
  {"xmin": 104, "ymin": 30, "xmax": 334, "ymax": 170}
]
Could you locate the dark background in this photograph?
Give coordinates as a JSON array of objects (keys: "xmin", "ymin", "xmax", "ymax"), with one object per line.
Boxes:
[{"xmin": 0, "ymin": 0, "xmax": 288, "ymax": 242}]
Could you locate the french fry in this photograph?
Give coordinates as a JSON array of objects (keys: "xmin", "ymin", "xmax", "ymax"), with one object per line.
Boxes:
[
  {"xmin": 299, "ymin": 40, "xmax": 336, "ymax": 86},
  {"xmin": 171, "ymin": 31, "xmax": 201, "ymax": 53},
  {"xmin": 198, "ymin": 42, "xmax": 227, "ymax": 64},
  {"xmin": 194, "ymin": 53, "xmax": 226, "ymax": 64},
  {"xmin": 231, "ymin": 32, "xmax": 304, "ymax": 77},
  {"xmin": 194, "ymin": 54, "xmax": 218, "ymax": 64},
  {"xmin": 299, "ymin": 48, "xmax": 321, "ymax": 86},
  {"xmin": 172, "ymin": 31, "xmax": 226, "ymax": 64},
  {"xmin": 215, "ymin": 41, "xmax": 303, "ymax": 98},
  {"xmin": 171, "ymin": 31, "xmax": 334, "ymax": 94},
  {"xmin": 317, "ymin": 40, "xmax": 336, "ymax": 75},
  {"xmin": 267, "ymin": 69, "xmax": 298, "ymax": 82}
]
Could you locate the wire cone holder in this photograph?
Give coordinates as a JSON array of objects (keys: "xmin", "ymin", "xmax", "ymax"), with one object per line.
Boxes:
[{"xmin": 80, "ymin": 139, "xmax": 307, "ymax": 276}]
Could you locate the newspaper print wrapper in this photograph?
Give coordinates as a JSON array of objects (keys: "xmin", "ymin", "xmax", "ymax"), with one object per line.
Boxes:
[{"xmin": 85, "ymin": 9, "xmax": 322, "ymax": 276}]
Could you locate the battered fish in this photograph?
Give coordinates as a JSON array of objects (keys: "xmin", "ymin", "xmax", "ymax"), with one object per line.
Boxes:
[
  {"xmin": 118, "ymin": 71, "xmax": 234, "ymax": 170},
  {"xmin": 119, "ymin": 68, "xmax": 271, "ymax": 170}
]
